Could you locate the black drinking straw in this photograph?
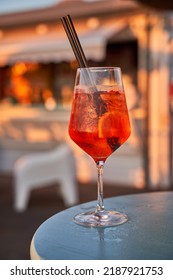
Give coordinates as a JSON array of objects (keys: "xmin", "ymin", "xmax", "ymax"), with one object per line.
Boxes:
[
  {"xmin": 61, "ymin": 15, "xmax": 88, "ymax": 69},
  {"xmin": 61, "ymin": 15, "xmax": 97, "ymax": 88},
  {"xmin": 61, "ymin": 15, "xmax": 106, "ymax": 115}
]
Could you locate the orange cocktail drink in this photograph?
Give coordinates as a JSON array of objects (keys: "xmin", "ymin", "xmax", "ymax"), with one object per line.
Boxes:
[
  {"xmin": 68, "ymin": 67, "xmax": 131, "ymax": 227},
  {"xmin": 69, "ymin": 89, "xmax": 130, "ymax": 163}
]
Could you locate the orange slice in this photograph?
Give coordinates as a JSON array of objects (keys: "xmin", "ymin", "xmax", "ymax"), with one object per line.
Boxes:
[
  {"xmin": 98, "ymin": 111, "xmax": 131, "ymax": 142},
  {"xmin": 98, "ymin": 112, "xmax": 118, "ymax": 138}
]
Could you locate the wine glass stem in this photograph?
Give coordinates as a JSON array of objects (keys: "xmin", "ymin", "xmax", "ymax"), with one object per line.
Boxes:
[{"xmin": 96, "ymin": 161, "xmax": 105, "ymax": 213}]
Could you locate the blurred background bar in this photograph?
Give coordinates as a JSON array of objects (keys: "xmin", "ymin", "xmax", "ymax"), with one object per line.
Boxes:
[{"xmin": 0, "ymin": 0, "xmax": 173, "ymax": 259}]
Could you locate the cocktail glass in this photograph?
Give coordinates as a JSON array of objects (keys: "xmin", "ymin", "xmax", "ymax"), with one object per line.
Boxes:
[{"xmin": 69, "ymin": 67, "xmax": 131, "ymax": 227}]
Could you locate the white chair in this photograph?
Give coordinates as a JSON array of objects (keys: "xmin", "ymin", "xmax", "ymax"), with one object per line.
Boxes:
[{"xmin": 13, "ymin": 143, "xmax": 79, "ymax": 212}]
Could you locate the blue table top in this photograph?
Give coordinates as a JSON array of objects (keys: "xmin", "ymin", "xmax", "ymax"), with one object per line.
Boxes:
[{"xmin": 31, "ymin": 192, "xmax": 173, "ymax": 260}]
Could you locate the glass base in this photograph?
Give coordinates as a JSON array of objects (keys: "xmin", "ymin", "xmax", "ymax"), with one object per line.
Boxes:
[{"xmin": 73, "ymin": 210, "xmax": 128, "ymax": 227}]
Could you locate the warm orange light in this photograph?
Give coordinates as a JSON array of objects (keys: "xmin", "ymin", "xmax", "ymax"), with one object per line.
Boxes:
[
  {"xmin": 86, "ymin": 17, "xmax": 100, "ymax": 29},
  {"xmin": 12, "ymin": 63, "xmax": 27, "ymax": 76},
  {"xmin": 36, "ymin": 24, "xmax": 48, "ymax": 35}
]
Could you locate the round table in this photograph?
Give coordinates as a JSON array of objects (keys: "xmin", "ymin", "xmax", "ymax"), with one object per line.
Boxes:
[{"xmin": 30, "ymin": 192, "xmax": 173, "ymax": 260}]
